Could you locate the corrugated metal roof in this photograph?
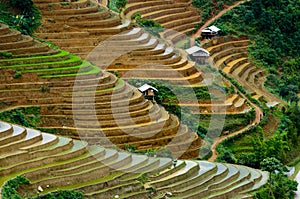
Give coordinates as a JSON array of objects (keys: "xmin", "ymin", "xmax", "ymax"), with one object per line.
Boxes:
[
  {"xmin": 138, "ymin": 84, "xmax": 158, "ymax": 92},
  {"xmin": 185, "ymin": 46, "xmax": 210, "ymax": 56}
]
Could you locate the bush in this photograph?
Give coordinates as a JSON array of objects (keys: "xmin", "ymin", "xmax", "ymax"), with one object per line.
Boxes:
[
  {"xmin": 0, "ymin": 51, "xmax": 13, "ymax": 58},
  {"xmin": 115, "ymin": 0, "xmax": 127, "ymax": 11},
  {"xmin": 131, "ymin": 13, "xmax": 164, "ymax": 37},
  {"xmin": 1, "ymin": 0, "xmax": 41, "ymax": 35},
  {"xmin": 29, "ymin": 190, "xmax": 85, "ymax": 199},
  {"xmin": 10, "ymin": 0, "xmax": 33, "ymax": 13},
  {"xmin": 13, "ymin": 71, "xmax": 22, "ymax": 79},
  {"xmin": 2, "ymin": 176, "xmax": 30, "ymax": 199}
]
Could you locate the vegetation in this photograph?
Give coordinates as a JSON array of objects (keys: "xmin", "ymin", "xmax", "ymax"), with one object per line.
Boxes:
[
  {"xmin": 213, "ymin": 0, "xmax": 300, "ymax": 102},
  {"xmin": 0, "ymin": 107, "xmax": 41, "ymax": 128},
  {"xmin": 2, "ymin": 176, "xmax": 30, "ymax": 199},
  {"xmin": 217, "ymin": 104, "xmax": 300, "ymax": 165},
  {"xmin": 2, "ymin": 176, "xmax": 84, "ymax": 199},
  {"xmin": 128, "ymin": 79, "xmax": 254, "ymax": 140},
  {"xmin": 29, "ymin": 190, "xmax": 85, "ymax": 199},
  {"xmin": 108, "ymin": 0, "xmax": 127, "ymax": 12},
  {"xmin": 131, "ymin": 13, "xmax": 164, "ymax": 37},
  {"xmin": 0, "ymin": 0, "xmax": 41, "ymax": 35},
  {"xmin": 125, "ymin": 145, "xmax": 173, "ymax": 159},
  {"xmin": 254, "ymin": 158, "xmax": 297, "ymax": 199},
  {"xmin": 0, "ymin": 51, "xmax": 13, "ymax": 58},
  {"xmin": 216, "ymin": 105, "xmax": 299, "ymax": 198},
  {"xmin": 191, "ymin": 0, "xmax": 238, "ymax": 33}
]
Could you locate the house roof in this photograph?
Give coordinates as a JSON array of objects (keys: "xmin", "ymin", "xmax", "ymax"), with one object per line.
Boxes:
[
  {"xmin": 138, "ymin": 84, "xmax": 158, "ymax": 92},
  {"xmin": 201, "ymin": 25, "xmax": 221, "ymax": 33},
  {"xmin": 185, "ymin": 46, "xmax": 210, "ymax": 56},
  {"xmin": 201, "ymin": 29, "xmax": 212, "ymax": 33},
  {"xmin": 208, "ymin": 25, "xmax": 220, "ymax": 32}
]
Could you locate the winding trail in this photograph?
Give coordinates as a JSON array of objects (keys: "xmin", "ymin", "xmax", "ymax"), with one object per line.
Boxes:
[
  {"xmin": 295, "ymin": 171, "xmax": 300, "ymax": 199},
  {"xmin": 207, "ymin": 56, "xmax": 263, "ymax": 162},
  {"xmin": 191, "ymin": 1, "xmax": 246, "ymax": 39},
  {"xmin": 208, "ymin": 105, "xmax": 262, "ymax": 162},
  {"xmin": 98, "ymin": 0, "xmax": 108, "ymax": 7}
]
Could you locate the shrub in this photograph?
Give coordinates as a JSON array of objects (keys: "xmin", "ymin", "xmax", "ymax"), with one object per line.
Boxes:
[
  {"xmin": 60, "ymin": 2, "xmax": 70, "ymax": 6},
  {"xmin": 2, "ymin": 176, "xmax": 30, "ymax": 199},
  {"xmin": 13, "ymin": 71, "xmax": 22, "ymax": 79},
  {"xmin": 29, "ymin": 190, "xmax": 85, "ymax": 199},
  {"xmin": 115, "ymin": 0, "xmax": 127, "ymax": 11},
  {"xmin": 0, "ymin": 51, "xmax": 13, "ymax": 58},
  {"xmin": 1, "ymin": 0, "xmax": 41, "ymax": 35},
  {"xmin": 9, "ymin": 0, "xmax": 33, "ymax": 13}
]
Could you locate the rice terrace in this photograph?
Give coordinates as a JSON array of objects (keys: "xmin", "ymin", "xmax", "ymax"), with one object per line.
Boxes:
[{"xmin": 0, "ymin": 0, "xmax": 299, "ymax": 198}]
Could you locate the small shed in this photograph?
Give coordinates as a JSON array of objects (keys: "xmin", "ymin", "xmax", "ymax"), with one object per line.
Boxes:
[
  {"xmin": 138, "ymin": 84, "xmax": 158, "ymax": 100},
  {"xmin": 185, "ymin": 46, "xmax": 210, "ymax": 64},
  {"xmin": 201, "ymin": 25, "xmax": 221, "ymax": 39}
]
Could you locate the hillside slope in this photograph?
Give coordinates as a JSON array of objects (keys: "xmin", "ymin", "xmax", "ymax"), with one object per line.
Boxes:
[
  {"xmin": 0, "ymin": 121, "xmax": 269, "ymax": 199},
  {"xmin": 0, "ymin": 23, "xmax": 200, "ymax": 159}
]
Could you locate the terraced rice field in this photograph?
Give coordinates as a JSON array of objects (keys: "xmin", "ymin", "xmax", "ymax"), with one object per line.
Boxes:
[
  {"xmin": 0, "ymin": 23, "xmax": 201, "ymax": 159},
  {"xmin": 33, "ymin": 0, "xmax": 203, "ymax": 86},
  {"xmin": 0, "ymin": 121, "xmax": 268, "ymax": 198},
  {"xmin": 203, "ymin": 37, "xmax": 281, "ymax": 104},
  {"xmin": 123, "ymin": 0, "xmax": 200, "ymax": 44}
]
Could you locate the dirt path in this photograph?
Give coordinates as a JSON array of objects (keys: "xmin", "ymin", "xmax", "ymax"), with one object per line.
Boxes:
[
  {"xmin": 191, "ymin": 1, "xmax": 246, "ymax": 39},
  {"xmin": 207, "ymin": 60, "xmax": 263, "ymax": 162},
  {"xmin": 98, "ymin": 0, "xmax": 108, "ymax": 7},
  {"xmin": 295, "ymin": 171, "xmax": 300, "ymax": 199},
  {"xmin": 208, "ymin": 105, "xmax": 262, "ymax": 162}
]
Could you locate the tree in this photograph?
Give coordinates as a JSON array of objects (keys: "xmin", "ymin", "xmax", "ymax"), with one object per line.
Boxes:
[
  {"xmin": 260, "ymin": 157, "xmax": 284, "ymax": 174},
  {"xmin": 257, "ymin": 158, "xmax": 298, "ymax": 199},
  {"xmin": 115, "ymin": 0, "xmax": 127, "ymax": 11}
]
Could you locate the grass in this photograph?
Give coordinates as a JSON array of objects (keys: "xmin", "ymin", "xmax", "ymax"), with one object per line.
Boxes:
[
  {"xmin": 40, "ymin": 172, "xmax": 123, "ymax": 194},
  {"xmin": 198, "ymin": 111, "xmax": 253, "ymax": 134},
  {"xmin": 0, "ymin": 50, "xmax": 70, "ymax": 65},
  {"xmin": 22, "ymin": 60, "xmax": 91, "ymax": 75},
  {"xmin": 5, "ymin": 55, "xmax": 81, "ymax": 70},
  {"xmin": 0, "ymin": 143, "xmax": 90, "ymax": 187},
  {"xmin": 41, "ymin": 64, "xmax": 101, "ymax": 78},
  {"xmin": 95, "ymin": 78, "xmax": 124, "ymax": 92}
]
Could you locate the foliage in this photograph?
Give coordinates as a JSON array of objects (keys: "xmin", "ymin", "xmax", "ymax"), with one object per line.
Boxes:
[
  {"xmin": 2, "ymin": 176, "xmax": 30, "ymax": 199},
  {"xmin": 60, "ymin": 2, "xmax": 70, "ymax": 6},
  {"xmin": 128, "ymin": 79, "xmax": 254, "ymax": 139},
  {"xmin": 108, "ymin": 70, "xmax": 120, "ymax": 78},
  {"xmin": 13, "ymin": 71, "xmax": 22, "ymax": 78},
  {"xmin": 29, "ymin": 190, "xmax": 85, "ymax": 199},
  {"xmin": 260, "ymin": 157, "xmax": 285, "ymax": 173},
  {"xmin": 217, "ymin": 105, "xmax": 300, "ymax": 168},
  {"xmin": 219, "ymin": 70, "xmax": 246, "ymax": 95},
  {"xmin": 0, "ymin": 107, "xmax": 41, "ymax": 128},
  {"xmin": 115, "ymin": 0, "xmax": 127, "ymax": 11},
  {"xmin": 108, "ymin": 0, "xmax": 127, "ymax": 12},
  {"xmin": 254, "ymin": 158, "xmax": 297, "ymax": 199},
  {"xmin": 192, "ymin": 0, "xmax": 236, "ymax": 22},
  {"xmin": 131, "ymin": 13, "xmax": 164, "ymax": 37},
  {"xmin": 131, "ymin": 146, "xmax": 173, "ymax": 159},
  {"xmin": 2, "ymin": 176, "xmax": 84, "ymax": 199},
  {"xmin": 0, "ymin": 51, "xmax": 13, "ymax": 58},
  {"xmin": 0, "ymin": 0, "xmax": 41, "ymax": 35},
  {"xmin": 216, "ymin": 145, "xmax": 236, "ymax": 163},
  {"xmin": 213, "ymin": 0, "xmax": 300, "ymax": 102},
  {"xmin": 9, "ymin": 0, "xmax": 33, "ymax": 13}
]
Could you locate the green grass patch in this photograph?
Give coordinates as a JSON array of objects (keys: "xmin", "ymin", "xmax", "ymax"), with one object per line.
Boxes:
[
  {"xmin": 41, "ymin": 64, "xmax": 101, "ymax": 78},
  {"xmin": 0, "ymin": 50, "xmax": 69, "ymax": 65}
]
